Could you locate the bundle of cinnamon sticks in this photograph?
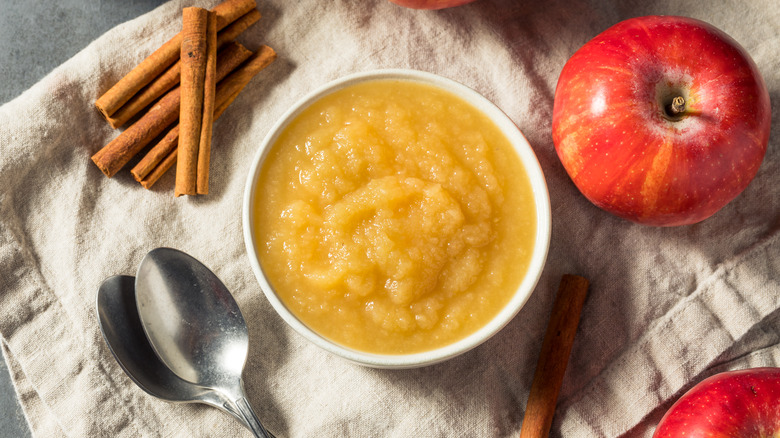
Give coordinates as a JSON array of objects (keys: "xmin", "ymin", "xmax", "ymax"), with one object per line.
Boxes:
[{"xmin": 91, "ymin": 0, "xmax": 276, "ymax": 195}]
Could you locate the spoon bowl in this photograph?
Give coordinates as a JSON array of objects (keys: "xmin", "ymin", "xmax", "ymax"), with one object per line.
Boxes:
[{"xmin": 134, "ymin": 247, "xmax": 271, "ymax": 438}]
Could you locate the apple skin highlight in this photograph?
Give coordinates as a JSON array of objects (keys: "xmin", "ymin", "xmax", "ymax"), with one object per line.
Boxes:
[{"xmin": 552, "ymin": 16, "xmax": 771, "ymax": 226}]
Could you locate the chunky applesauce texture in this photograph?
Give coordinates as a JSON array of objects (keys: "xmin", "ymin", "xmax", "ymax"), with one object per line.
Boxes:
[{"xmin": 254, "ymin": 80, "xmax": 536, "ymax": 354}]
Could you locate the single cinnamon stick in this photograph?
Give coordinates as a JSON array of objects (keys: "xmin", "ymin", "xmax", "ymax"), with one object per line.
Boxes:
[
  {"xmin": 104, "ymin": 9, "xmax": 262, "ymax": 129},
  {"xmin": 91, "ymin": 42, "xmax": 252, "ymax": 178},
  {"xmin": 519, "ymin": 275, "xmax": 589, "ymax": 438},
  {"xmin": 134, "ymin": 45, "xmax": 277, "ymax": 189},
  {"xmin": 94, "ymin": 0, "xmax": 256, "ymax": 121},
  {"xmin": 176, "ymin": 7, "xmax": 210, "ymax": 197},
  {"xmin": 196, "ymin": 12, "xmax": 218, "ymax": 195}
]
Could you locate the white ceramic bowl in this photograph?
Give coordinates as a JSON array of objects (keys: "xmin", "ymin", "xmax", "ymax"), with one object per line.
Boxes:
[{"xmin": 243, "ymin": 69, "xmax": 551, "ymax": 368}]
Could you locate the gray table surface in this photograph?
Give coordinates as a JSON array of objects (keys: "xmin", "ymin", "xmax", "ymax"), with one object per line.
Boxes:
[{"xmin": 0, "ymin": 2, "xmax": 165, "ymax": 435}]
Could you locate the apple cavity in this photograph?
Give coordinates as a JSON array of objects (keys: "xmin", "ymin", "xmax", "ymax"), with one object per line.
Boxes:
[
  {"xmin": 654, "ymin": 368, "xmax": 780, "ymax": 437},
  {"xmin": 552, "ymin": 16, "xmax": 771, "ymax": 226}
]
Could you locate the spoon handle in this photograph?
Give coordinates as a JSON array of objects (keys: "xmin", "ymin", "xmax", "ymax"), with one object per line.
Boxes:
[{"xmin": 235, "ymin": 397, "xmax": 273, "ymax": 438}]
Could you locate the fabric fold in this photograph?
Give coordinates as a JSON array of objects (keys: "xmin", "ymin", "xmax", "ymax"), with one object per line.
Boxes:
[{"xmin": 558, "ymin": 230, "xmax": 780, "ymax": 437}]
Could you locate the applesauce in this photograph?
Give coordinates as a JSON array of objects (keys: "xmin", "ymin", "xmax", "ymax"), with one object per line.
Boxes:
[{"xmin": 253, "ymin": 79, "xmax": 536, "ymax": 354}]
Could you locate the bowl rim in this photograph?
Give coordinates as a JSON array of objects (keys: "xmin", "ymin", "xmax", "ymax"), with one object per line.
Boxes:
[{"xmin": 242, "ymin": 68, "xmax": 551, "ymax": 369}]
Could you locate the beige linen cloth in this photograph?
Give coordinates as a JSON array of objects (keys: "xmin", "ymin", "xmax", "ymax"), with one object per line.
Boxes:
[{"xmin": 1, "ymin": 0, "xmax": 779, "ymax": 436}]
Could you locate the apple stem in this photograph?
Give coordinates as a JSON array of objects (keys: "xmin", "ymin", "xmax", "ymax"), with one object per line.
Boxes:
[{"xmin": 666, "ymin": 96, "xmax": 686, "ymax": 116}]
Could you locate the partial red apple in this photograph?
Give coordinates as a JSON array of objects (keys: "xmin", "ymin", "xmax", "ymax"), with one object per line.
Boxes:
[
  {"xmin": 654, "ymin": 367, "xmax": 780, "ymax": 437},
  {"xmin": 552, "ymin": 16, "xmax": 771, "ymax": 226},
  {"xmin": 387, "ymin": 0, "xmax": 476, "ymax": 10}
]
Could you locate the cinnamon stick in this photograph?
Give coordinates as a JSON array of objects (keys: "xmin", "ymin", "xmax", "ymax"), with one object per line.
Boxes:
[
  {"xmin": 519, "ymin": 275, "xmax": 589, "ymax": 438},
  {"xmin": 91, "ymin": 42, "xmax": 252, "ymax": 178},
  {"xmin": 196, "ymin": 12, "xmax": 218, "ymax": 195},
  {"xmin": 176, "ymin": 8, "xmax": 211, "ymax": 197},
  {"xmin": 104, "ymin": 9, "xmax": 262, "ymax": 129},
  {"xmin": 133, "ymin": 45, "xmax": 277, "ymax": 189},
  {"xmin": 94, "ymin": 0, "xmax": 256, "ymax": 122}
]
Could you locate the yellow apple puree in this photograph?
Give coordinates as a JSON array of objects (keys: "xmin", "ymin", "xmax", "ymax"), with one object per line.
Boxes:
[{"xmin": 253, "ymin": 79, "xmax": 536, "ymax": 354}]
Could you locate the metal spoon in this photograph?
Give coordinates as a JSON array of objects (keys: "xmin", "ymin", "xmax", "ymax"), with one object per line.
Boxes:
[
  {"xmin": 134, "ymin": 248, "xmax": 271, "ymax": 438},
  {"xmin": 96, "ymin": 275, "xmax": 249, "ymax": 428}
]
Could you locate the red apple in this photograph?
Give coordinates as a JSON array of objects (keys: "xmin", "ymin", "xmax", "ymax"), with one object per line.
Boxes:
[
  {"xmin": 653, "ymin": 367, "xmax": 780, "ymax": 437},
  {"xmin": 552, "ymin": 16, "xmax": 771, "ymax": 226},
  {"xmin": 387, "ymin": 0, "xmax": 476, "ymax": 9}
]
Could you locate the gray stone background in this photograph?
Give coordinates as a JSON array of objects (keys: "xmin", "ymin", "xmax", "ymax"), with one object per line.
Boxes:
[{"xmin": 0, "ymin": 1, "xmax": 164, "ymax": 435}]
